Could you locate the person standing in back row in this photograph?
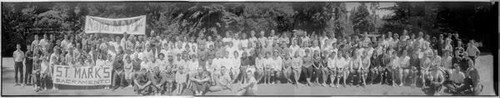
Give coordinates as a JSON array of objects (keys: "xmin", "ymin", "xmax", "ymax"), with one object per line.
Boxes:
[
  {"xmin": 25, "ymin": 45, "xmax": 34, "ymax": 86},
  {"xmin": 13, "ymin": 44, "xmax": 25, "ymax": 86}
]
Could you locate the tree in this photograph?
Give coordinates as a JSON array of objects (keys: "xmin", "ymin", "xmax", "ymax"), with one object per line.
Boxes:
[
  {"xmin": 380, "ymin": 2, "xmax": 493, "ymax": 52},
  {"xmin": 351, "ymin": 3, "xmax": 375, "ymax": 34},
  {"xmin": 324, "ymin": 3, "xmax": 354, "ymax": 37}
]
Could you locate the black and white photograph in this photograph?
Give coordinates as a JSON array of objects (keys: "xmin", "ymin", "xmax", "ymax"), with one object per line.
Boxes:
[{"xmin": 1, "ymin": 1, "xmax": 498, "ymax": 96}]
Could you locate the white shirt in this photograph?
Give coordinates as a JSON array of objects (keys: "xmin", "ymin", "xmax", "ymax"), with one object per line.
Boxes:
[
  {"xmin": 61, "ymin": 39, "xmax": 69, "ymax": 51},
  {"xmin": 140, "ymin": 61, "xmax": 151, "ymax": 71},
  {"xmin": 289, "ymin": 45, "xmax": 300, "ymax": 56},
  {"xmin": 274, "ymin": 57, "xmax": 283, "ymax": 71},
  {"xmin": 240, "ymin": 39, "xmax": 249, "ymax": 49},
  {"xmin": 222, "ymin": 38, "xmax": 232, "ymax": 43},
  {"xmin": 328, "ymin": 58, "xmax": 335, "ymax": 68},
  {"xmin": 467, "ymin": 46, "xmax": 479, "ymax": 56},
  {"xmin": 232, "ymin": 58, "xmax": 241, "ymax": 69},
  {"xmin": 39, "ymin": 39, "xmax": 49, "ymax": 51},
  {"xmin": 13, "ymin": 50, "xmax": 24, "ymax": 62},
  {"xmin": 400, "ymin": 56, "xmax": 410, "ymax": 67}
]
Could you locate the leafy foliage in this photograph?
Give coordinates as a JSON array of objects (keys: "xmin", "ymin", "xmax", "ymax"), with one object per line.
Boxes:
[
  {"xmin": 351, "ymin": 3, "xmax": 375, "ymax": 34},
  {"xmin": 380, "ymin": 2, "xmax": 494, "ymax": 51}
]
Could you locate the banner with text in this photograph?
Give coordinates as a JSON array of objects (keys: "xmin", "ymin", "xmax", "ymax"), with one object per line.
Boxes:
[
  {"xmin": 84, "ymin": 15, "xmax": 146, "ymax": 35},
  {"xmin": 53, "ymin": 65, "xmax": 113, "ymax": 86}
]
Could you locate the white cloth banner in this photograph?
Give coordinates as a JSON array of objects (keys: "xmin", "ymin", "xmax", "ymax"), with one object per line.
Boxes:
[
  {"xmin": 53, "ymin": 65, "xmax": 113, "ymax": 86},
  {"xmin": 84, "ymin": 15, "xmax": 146, "ymax": 35}
]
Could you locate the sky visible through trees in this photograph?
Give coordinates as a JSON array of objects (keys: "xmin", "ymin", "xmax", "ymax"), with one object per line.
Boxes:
[{"xmin": 1, "ymin": 2, "xmax": 496, "ymax": 56}]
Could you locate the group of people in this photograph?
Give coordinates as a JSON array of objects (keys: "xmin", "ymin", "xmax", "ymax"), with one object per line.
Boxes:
[{"xmin": 12, "ymin": 29, "xmax": 482, "ymax": 95}]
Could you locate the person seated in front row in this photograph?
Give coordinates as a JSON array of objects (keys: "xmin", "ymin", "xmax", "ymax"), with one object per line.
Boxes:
[
  {"xmin": 442, "ymin": 64, "xmax": 469, "ymax": 94},
  {"xmin": 112, "ymin": 47, "xmax": 125, "ymax": 90},
  {"xmin": 134, "ymin": 68, "xmax": 153, "ymax": 95},
  {"xmin": 236, "ymin": 68, "xmax": 258, "ymax": 96},
  {"xmin": 174, "ymin": 65, "xmax": 186, "ymax": 94},
  {"xmin": 209, "ymin": 66, "xmax": 232, "ymax": 92},
  {"xmin": 191, "ymin": 67, "xmax": 211, "ymax": 95},
  {"xmin": 150, "ymin": 66, "xmax": 166, "ymax": 95}
]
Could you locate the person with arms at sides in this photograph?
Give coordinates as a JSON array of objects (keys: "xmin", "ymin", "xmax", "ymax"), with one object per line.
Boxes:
[
  {"xmin": 50, "ymin": 47, "xmax": 60, "ymax": 90},
  {"xmin": 13, "ymin": 44, "xmax": 25, "ymax": 86},
  {"xmin": 123, "ymin": 54, "xmax": 134, "ymax": 87},
  {"xmin": 310, "ymin": 40, "xmax": 321, "ymax": 57},
  {"xmin": 185, "ymin": 53, "xmax": 195, "ymax": 89},
  {"xmin": 24, "ymin": 45, "xmax": 34, "ymax": 86},
  {"xmin": 263, "ymin": 51, "xmax": 272, "ymax": 84},
  {"xmin": 174, "ymin": 54, "xmax": 184, "ymax": 73},
  {"xmin": 283, "ymin": 52, "xmax": 294, "ymax": 84},
  {"xmin": 236, "ymin": 68, "xmax": 258, "ymax": 96},
  {"xmin": 39, "ymin": 50, "xmax": 51, "ymax": 91},
  {"xmin": 222, "ymin": 31, "xmax": 232, "ymax": 45},
  {"xmin": 174, "ymin": 65, "xmax": 187, "ymax": 95},
  {"xmin": 112, "ymin": 47, "xmax": 126, "ymax": 90},
  {"xmin": 258, "ymin": 31, "xmax": 268, "ymax": 50},
  {"xmin": 292, "ymin": 51, "xmax": 303, "ymax": 87},
  {"xmin": 466, "ymin": 40, "xmax": 480, "ymax": 64},
  {"xmin": 89, "ymin": 47, "xmax": 98, "ymax": 65},
  {"xmin": 240, "ymin": 33, "xmax": 249, "ymax": 50},
  {"xmin": 437, "ymin": 34, "xmax": 445, "ymax": 56},
  {"xmin": 248, "ymin": 31, "xmax": 258, "ymax": 49},
  {"xmin": 32, "ymin": 46, "xmax": 43, "ymax": 91},
  {"xmin": 206, "ymin": 36, "xmax": 215, "ymax": 50},
  {"xmin": 302, "ymin": 49, "xmax": 314, "ymax": 86},
  {"xmin": 38, "ymin": 34, "xmax": 49, "ymax": 52},
  {"xmin": 64, "ymin": 47, "xmax": 74, "ymax": 66},
  {"xmin": 289, "ymin": 39, "xmax": 300, "ymax": 58},
  {"xmin": 32, "ymin": 35, "xmax": 40, "ymax": 52},
  {"xmin": 61, "ymin": 35, "xmax": 71, "ymax": 52}
]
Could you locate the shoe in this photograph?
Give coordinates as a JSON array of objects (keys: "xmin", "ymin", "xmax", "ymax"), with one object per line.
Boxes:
[
  {"xmin": 14, "ymin": 84, "xmax": 20, "ymax": 86},
  {"xmin": 35, "ymin": 88, "xmax": 41, "ymax": 92}
]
